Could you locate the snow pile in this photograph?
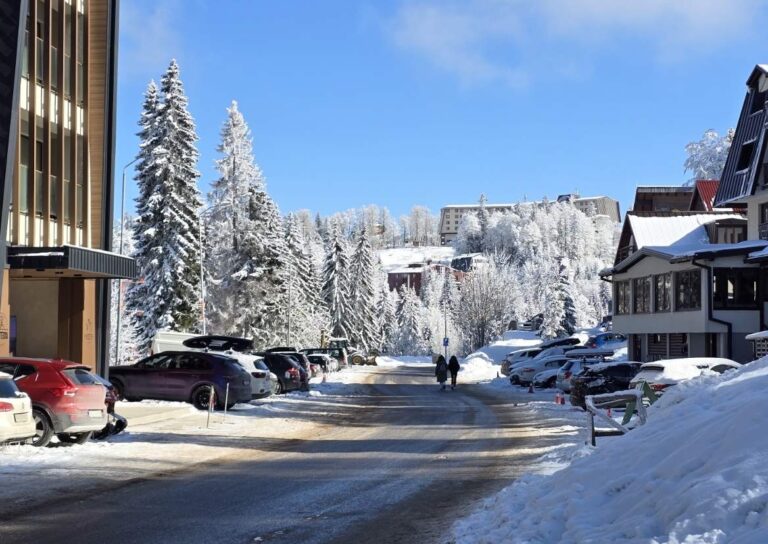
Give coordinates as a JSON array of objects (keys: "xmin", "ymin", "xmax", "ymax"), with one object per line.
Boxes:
[
  {"xmin": 476, "ymin": 331, "xmax": 542, "ymax": 362},
  {"xmin": 454, "ymin": 358, "xmax": 768, "ymax": 543},
  {"xmin": 459, "ymin": 353, "xmax": 500, "ymax": 382},
  {"xmin": 376, "ymin": 355, "xmax": 432, "ymax": 367}
]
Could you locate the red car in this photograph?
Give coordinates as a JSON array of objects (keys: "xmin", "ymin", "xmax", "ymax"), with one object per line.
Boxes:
[{"xmin": 0, "ymin": 358, "xmax": 107, "ymax": 447}]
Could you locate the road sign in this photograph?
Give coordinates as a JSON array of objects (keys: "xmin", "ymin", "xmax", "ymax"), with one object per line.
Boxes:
[{"xmin": 443, "ymin": 337, "xmax": 449, "ymax": 347}]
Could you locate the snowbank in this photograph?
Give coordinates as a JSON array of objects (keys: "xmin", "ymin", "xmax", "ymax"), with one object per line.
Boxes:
[
  {"xmin": 454, "ymin": 357, "xmax": 768, "ymax": 543},
  {"xmin": 459, "ymin": 353, "xmax": 501, "ymax": 382},
  {"xmin": 376, "ymin": 355, "xmax": 432, "ymax": 367},
  {"xmin": 475, "ymin": 331, "xmax": 542, "ymax": 362}
]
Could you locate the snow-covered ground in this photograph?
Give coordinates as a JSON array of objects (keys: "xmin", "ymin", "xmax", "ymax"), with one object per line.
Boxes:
[
  {"xmin": 0, "ymin": 364, "xmax": 381, "ymax": 508},
  {"xmin": 472, "ymin": 330, "xmax": 543, "ymax": 363},
  {"xmin": 454, "ymin": 357, "xmax": 768, "ymax": 544},
  {"xmin": 377, "ymin": 246, "xmax": 455, "ymax": 272}
]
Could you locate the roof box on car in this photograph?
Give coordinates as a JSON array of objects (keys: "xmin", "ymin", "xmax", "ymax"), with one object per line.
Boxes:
[
  {"xmin": 565, "ymin": 348, "xmax": 615, "ymax": 360},
  {"xmin": 182, "ymin": 335, "xmax": 254, "ymax": 352},
  {"xmin": 540, "ymin": 336, "xmax": 582, "ymax": 349}
]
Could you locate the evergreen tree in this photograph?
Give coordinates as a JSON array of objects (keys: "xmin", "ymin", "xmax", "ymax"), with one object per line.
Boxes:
[
  {"xmin": 478, "ymin": 193, "xmax": 489, "ymax": 252},
  {"xmin": 348, "ymin": 227, "xmax": 379, "ymax": 350},
  {"xmin": 559, "ymin": 260, "xmax": 577, "ymax": 336},
  {"xmin": 321, "ymin": 223, "xmax": 354, "ymax": 338},
  {"xmin": 393, "ymin": 286, "xmax": 429, "ymax": 355},
  {"xmin": 127, "ymin": 61, "xmax": 203, "ymax": 352},
  {"xmin": 377, "ymin": 283, "xmax": 398, "ymax": 352}
]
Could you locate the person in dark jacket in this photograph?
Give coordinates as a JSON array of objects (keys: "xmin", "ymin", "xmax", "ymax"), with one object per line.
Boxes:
[
  {"xmin": 448, "ymin": 356, "xmax": 460, "ymax": 390},
  {"xmin": 435, "ymin": 355, "xmax": 448, "ymax": 391}
]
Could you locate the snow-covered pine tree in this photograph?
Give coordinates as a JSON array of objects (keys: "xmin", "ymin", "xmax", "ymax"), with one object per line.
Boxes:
[
  {"xmin": 559, "ymin": 260, "xmax": 577, "ymax": 336},
  {"xmin": 393, "ymin": 285, "xmax": 428, "ymax": 355},
  {"xmin": 284, "ymin": 213, "xmax": 327, "ymax": 347},
  {"xmin": 126, "ymin": 62, "xmax": 203, "ymax": 353},
  {"xmin": 478, "ymin": 193, "xmax": 489, "ymax": 252},
  {"xmin": 348, "ymin": 227, "xmax": 379, "ymax": 351},
  {"xmin": 377, "ymin": 283, "xmax": 398, "ymax": 352},
  {"xmin": 124, "ymin": 82, "xmax": 161, "ymax": 352},
  {"xmin": 321, "ymin": 223, "xmax": 354, "ymax": 338}
]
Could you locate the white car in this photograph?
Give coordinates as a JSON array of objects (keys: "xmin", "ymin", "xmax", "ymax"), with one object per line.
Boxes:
[
  {"xmin": 510, "ymin": 355, "xmax": 569, "ymax": 386},
  {"xmin": 629, "ymin": 357, "xmax": 741, "ymax": 394},
  {"xmin": 0, "ymin": 372, "xmax": 35, "ymax": 444},
  {"xmin": 532, "ymin": 368, "xmax": 560, "ymax": 388},
  {"xmin": 306, "ymin": 353, "xmax": 338, "ymax": 373},
  {"xmin": 182, "ymin": 336, "xmax": 274, "ymax": 399},
  {"xmin": 501, "ymin": 348, "xmax": 543, "ymax": 375}
]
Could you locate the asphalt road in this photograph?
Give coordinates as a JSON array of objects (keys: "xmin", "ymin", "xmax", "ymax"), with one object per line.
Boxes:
[{"xmin": 0, "ymin": 365, "xmax": 561, "ymax": 544}]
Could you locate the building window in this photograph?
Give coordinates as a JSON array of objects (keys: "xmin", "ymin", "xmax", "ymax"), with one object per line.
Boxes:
[
  {"xmin": 713, "ymin": 268, "xmax": 759, "ymax": 309},
  {"xmin": 675, "ymin": 270, "xmax": 701, "ymax": 311},
  {"xmin": 737, "ymin": 141, "xmax": 756, "ymax": 171},
  {"xmin": 654, "ymin": 273, "xmax": 672, "ymax": 312},
  {"xmin": 760, "ymin": 204, "xmax": 768, "ymax": 241},
  {"xmin": 615, "ymin": 281, "xmax": 631, "ymax": 315},
  {"xmin": 752, "ymin": 89, "xmax": 767, "ymax": 114},
  {"xmin": 633, "ymin": 277, "xmax": 651, "ymax": 314},
  {"xmin": 715, "ymin": 225, "xmax": 746, "ymax": 244}
]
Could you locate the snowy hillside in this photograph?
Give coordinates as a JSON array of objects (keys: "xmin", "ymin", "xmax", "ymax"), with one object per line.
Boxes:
[
  {"xmin": 377, "ymin": 246, "xmax": 455, "ymax": 272},
  {"xmin": 454, "ymin": 357, "xmax": 768, "ymax": 543}
]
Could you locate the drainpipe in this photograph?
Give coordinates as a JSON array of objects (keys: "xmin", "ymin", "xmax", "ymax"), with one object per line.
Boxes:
[{"xmin": 691, "ymin": 259, "xmax": 733, "ymax": 359}]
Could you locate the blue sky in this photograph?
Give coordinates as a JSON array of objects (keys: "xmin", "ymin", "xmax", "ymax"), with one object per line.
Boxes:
[{"xmin": 115, "ymin": 0, "xmax": 768, "ymax": 219}]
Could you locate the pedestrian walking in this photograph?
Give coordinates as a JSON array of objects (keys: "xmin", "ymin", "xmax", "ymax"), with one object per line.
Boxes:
[
  {"xmin": 448, "ymin": 355, "xmax": 460, "ymax": 390},
  {"xmin": 435, "ymin": 355, "xmax": 448, "ymax": 391}
]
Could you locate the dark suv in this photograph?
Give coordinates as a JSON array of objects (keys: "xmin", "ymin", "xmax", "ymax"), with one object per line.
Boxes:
[
  {"xmin": 569, "ymin": 362, "xmax": 641, "ymax": 409},
  {"xmin": 109, "ymin": 352, "xmax": 252, "ymax": 410},
  {"xmin": 261, "ymin": 353, "xmax": 307, "ymax": 394}
]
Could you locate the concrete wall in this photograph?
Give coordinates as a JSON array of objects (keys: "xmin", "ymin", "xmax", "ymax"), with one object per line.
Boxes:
[{"xmin": 9, "ymin": 279, "xmax": 59, "ymax": 358}]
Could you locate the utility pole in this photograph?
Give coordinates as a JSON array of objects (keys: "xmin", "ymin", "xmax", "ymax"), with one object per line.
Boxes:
[{"xmin": 114, "ymin": 157, "xmax": 138, "ymax": 366}]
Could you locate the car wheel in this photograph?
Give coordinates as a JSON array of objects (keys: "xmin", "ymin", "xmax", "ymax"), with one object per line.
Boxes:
[
  {"xmin": 273, "ymin": 380, "xmax": 284, "ymax": 395},
  {"xmin": 111, "ymin": 379, "xmax": 125, "ymax": 400},
  {"xmin": 509, "ymin": 375, "xmax": 520, "ymax": 385},
  {"xmin": 57, "ymin": 431, "xmax": 93, "ymax": 445},
  {"xmin": 31, "ymin": 409, "xmax": 54, "ymax": 447},
  {"xmin": 192, "ymin": 385, "xmax": 215, "ymax": 410},
  {"xmin": 350, "ymin": 354, "xmax": 364, "ymax": 366},
  {"xmin": 546, "ymin": 377, "xmax": 557, "ymax": 388}
]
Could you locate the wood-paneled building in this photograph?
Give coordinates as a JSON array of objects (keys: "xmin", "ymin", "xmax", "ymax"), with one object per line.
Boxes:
[{"xmin": 0, "ymin": 0, "xmax": 134, "ymax": 375}]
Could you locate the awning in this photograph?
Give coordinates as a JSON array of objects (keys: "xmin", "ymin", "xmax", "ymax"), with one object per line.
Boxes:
[{"xmin": 7, "ymin": 245, "xmax": 137, "ymax": 279}]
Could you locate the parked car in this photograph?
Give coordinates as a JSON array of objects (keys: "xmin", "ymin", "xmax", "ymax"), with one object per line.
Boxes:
[
  {"xmin": 629, "ymin": 357, "xmax": 741, "ymax": 394},
  {"xmin": 0, "ymin": 372, "xmax": 35, "ymax": 444},
  {"xmin": 556, "ymin": 348, "xmax": 616, "ymax": 393},
  {"xmin": 271, "ymin": 351, "xmax": 316, "ymax": 379},
  {"xmin": 584, "ymin": 333, "xmax": 627, "ymax": 349},
  {"xmin": 262, "ymin": 352, "xmax": 308, "ymax": 394},
  {"xmin": 532, "ymin": 368, "xmax": 560, "ymax": 389},
  {"xmin": 182, "ymin": 336, "xmax": 273, "ymax": 399},
  {"xmin": 307, "ymin": 353, "xmax": 338, "ymax": 373},
  {"xmin": 301, "ymin": 347, "xmax": 349, "ymax": 369},
  {"xmin": 109, "ymin": 352, "xmax": 252, "ymax": 410},
  {"xmin": 510, "ymin": 355, "xmax": 569, "ymax": 386},
  {"xmin": 0, "ymin": 358, "xmax": 108, "ymax": 447},
  {"xmin": 569, "ymin": 362, "xmax": 642, "ymax": 409},
  {"xmin": 501, "ymin": 348, "xmax": 543, "ymax": 375}
]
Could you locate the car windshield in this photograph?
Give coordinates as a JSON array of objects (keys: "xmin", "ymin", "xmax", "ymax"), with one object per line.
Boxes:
[
  {"xmin": 0, "ymin": 378, "xmax": 19, "ymax": 398},
  {"xmin": 62, "ymin": 368, "xmax": 101, "ymax": 385}
]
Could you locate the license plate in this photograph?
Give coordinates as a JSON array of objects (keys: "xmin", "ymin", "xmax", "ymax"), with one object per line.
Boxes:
[
  {"xmin": 89, "ymin": 410, "xmax": 103, "ymax": 418},
  {"xmin": 13, "ymin": 413, "xmax": 29, "ymax": 423}
]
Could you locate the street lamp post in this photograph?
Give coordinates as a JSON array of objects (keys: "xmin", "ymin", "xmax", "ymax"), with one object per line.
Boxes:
[{"xmin": 114, "ymin": 158, "xmax": 139, "ymax": 366}]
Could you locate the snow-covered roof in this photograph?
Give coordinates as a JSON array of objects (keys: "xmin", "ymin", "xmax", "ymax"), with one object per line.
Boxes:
[
  {"xmin": 627, "ymin": 213, "xmax": 744, "ymax": 249},
  {"xmin": 746, "ymin": 330, "xmax": 768, "ymax": 341},
  {"xmin": 605, "ymin": 240, "xmax": 768, "ymax": 276}
]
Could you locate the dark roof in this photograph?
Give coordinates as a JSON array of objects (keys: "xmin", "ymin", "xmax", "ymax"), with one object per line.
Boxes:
[
  {"xmin": 7, "ymin": 245, "xmax": 137, "ymax": 279},
  {"xmin": 714, "ymin": 64, "xmax": 768, "ymax": 206},
  {"xmin": 635, "ymin": 185, "xmax": 694, "ymax": 195}
]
